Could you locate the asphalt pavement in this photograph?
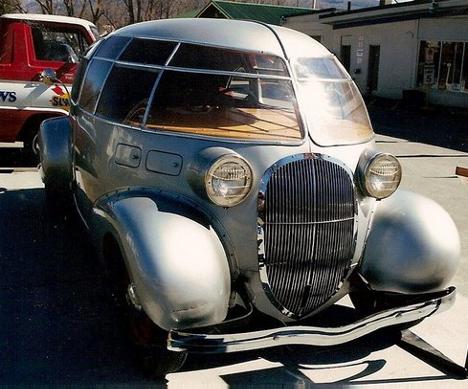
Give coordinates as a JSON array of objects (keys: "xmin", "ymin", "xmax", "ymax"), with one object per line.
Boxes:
[{"xmin": 0, "ymin": 105, "xmax": 467, "ymax": 386}]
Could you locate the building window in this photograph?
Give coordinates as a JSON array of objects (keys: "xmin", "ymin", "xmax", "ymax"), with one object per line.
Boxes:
[{"xmin": 417, "ymin": 40, "xmax": 468, "ymax": 92}]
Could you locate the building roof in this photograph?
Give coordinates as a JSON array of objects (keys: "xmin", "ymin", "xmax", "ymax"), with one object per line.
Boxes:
[
  {"xmin": 1, "ymin": 13, "xmax": 96, "ymax": 29},
  {"xmin": 317, "ymin": 0, "xmax": 468, "ymax": 28},
  {"xmin": 195, "ymin": 0, "xmax": 318, "ymax": 25}
]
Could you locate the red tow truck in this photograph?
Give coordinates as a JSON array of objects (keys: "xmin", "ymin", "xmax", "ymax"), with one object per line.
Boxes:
[{"xmin": 0, "ymin": 13, "xmax": 99, "ymax": 160}]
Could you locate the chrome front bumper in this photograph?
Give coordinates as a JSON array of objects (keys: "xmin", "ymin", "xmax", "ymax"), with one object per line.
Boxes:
[{"xmin": 168, "ymin": 287, "xmax": 455, "ymax": 354}]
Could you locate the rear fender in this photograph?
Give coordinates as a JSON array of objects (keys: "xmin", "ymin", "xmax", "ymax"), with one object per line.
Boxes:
[{"xmin": 39, "ymin": 116, "xmax": 72, "ymax": 190}]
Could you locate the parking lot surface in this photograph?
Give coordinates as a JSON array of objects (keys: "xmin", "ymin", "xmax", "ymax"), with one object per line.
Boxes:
[{"xmin": 0, "ymin": 122, "xmax": 467, "ymax": 385}]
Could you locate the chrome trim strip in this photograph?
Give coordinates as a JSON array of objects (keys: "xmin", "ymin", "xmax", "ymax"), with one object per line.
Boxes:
[
  {"xmin": 92, "ymin": 59, "xmax": 292, "ymax": 80},
  {"xmin": 168, "ymin": 287, "xmax": 456, "ymax": 354},
  {"xmin": 163, "ymin": 65, "xmax": 291, "ymax": 80},
  {"xmin": 265, "ymin": 217, "xmax": 355, "ymax": 225},
  {"xmin": 142, "ymin": 42, "xmax": 181, "ymax": 126},
  {"xmin": 103, "ymin": 35, "xmax": 287, "ymax": 63}
]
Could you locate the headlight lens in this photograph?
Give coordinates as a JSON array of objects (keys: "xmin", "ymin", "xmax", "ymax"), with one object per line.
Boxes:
[
  {"xmin": 364, "ymin": 153, "xmax": 401, "ymax": 199},
  {"xmin": 206, "ymin": 155, "xmax": 252, "ymax": 207}
]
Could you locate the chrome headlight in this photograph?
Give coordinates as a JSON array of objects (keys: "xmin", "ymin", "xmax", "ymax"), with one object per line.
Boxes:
[
  {"xmin": 205, "ymin": 155, "xmax": 252, "ymax": 207},
  {"xmin": 362, "ymin": 153, "xmax": 401, "ymax": 199}
]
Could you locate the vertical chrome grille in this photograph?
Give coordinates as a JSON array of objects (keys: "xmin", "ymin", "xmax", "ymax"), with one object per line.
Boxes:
[{"xmin": 258, "ymin": 155, "xmax": 356, "ymax": 318}]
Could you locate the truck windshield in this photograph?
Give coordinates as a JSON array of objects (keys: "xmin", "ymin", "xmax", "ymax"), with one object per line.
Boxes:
[
  {"xmin": 32, "ymin": 24, "xmax": 90, "ymax": 62},
  {"xmin": 293, "ymin": 57, "xmax": 374, "ymax": 145}
]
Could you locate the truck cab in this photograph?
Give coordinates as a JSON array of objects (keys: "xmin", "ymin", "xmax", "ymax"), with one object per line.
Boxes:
[{"xmin": 0, "ymin": 13, "xmax": 99, "ymax": 160}]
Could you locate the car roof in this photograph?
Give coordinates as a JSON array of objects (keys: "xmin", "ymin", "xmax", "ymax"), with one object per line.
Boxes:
[
  {"xmin": 1, "ymin": 13, "xmax": 96, "ymax": 29},
  {"xmin": 112, "ymin": 18, "xmax": 330, "ymax": 59}
]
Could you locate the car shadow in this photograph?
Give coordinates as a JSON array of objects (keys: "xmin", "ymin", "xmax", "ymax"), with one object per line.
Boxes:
[
  {"xmin": 0, "ymin": 187, "xmax": 157, "ymax": 384},
  {"xmin": 0, "ymin": 148, "xmax": 33, "ymax": 168},
  {"xmin": 367, "ymin": 98, "xmax": 468, "ymax": 153},
  {"xmin": 0, "ymin": 187, "xmax": 455, "ymax": 385}
]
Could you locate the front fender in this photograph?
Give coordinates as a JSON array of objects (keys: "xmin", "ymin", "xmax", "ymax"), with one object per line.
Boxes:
[
  {"xmin": 360, "ymin": 190, "xmax": 460, "ymax": 293},
  {"xmin": 97, "ymin": 196, "xmax": 230, "ymax": 331}
]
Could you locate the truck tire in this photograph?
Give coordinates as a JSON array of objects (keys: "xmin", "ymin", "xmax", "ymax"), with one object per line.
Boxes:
[{"xmin": 23, "ymin": 129, "xmax": 40, "ymax": 165}]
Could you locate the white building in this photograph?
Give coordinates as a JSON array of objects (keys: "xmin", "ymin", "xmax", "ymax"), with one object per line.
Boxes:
[{"xmin": 285, "ymin": 0, "xmax": 468, "ymax": 107}]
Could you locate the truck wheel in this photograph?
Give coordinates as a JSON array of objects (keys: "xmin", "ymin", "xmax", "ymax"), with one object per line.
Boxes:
[{"xmin": 23, "ymin": 130, "xmax": 40, "ymax": 165}]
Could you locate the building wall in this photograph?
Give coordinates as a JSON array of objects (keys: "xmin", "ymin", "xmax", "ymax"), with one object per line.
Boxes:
[
  {"xmin": 419, "ymin": 17, "xmax": 468, "ymax": 41},
  {"xmin": 283, "ymin": 14, "xmax": 334, "ymax": 47},
  {"xmin": 329, "ymin": 21, "xmax": 418, "ymax": 99},
  {"xmin": 285, "ymin": 17, "xmax": 419, "ymax": 99},
  {"xmin": 285, "ymin": 13, "xmax": 468, "ymax": 107}
]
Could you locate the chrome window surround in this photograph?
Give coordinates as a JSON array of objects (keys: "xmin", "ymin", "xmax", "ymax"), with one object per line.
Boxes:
[
  {"xmin": 85, "ymin": 36, "xmax": 306, "ymax": 144},
  {"xmin": 257, "ymin": 153, "xmax": 359, "ymax": 319}
]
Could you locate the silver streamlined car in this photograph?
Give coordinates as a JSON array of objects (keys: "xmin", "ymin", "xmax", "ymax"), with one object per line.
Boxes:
[{"xmin": 39, "ymin": 18, "xmax": 460, "ymax": 375}]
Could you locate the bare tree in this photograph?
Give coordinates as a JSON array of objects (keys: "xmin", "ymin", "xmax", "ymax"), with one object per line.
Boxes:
[
  {"xmin": 87, "ymin": 0, "xmax": 105, "ymax": 23},
  {"xmin": 8, "ymin": 0, "xmax": 317, "ymax": 32},
  {"xmin": 34, "ymin": 0, "xmax": 55, "ymax": 14},
  {"xmin": 1, "ymin": 0, "xmax": 26, "ymax": 13}
]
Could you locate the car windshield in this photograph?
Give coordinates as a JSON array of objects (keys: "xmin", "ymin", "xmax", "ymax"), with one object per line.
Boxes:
[
  {"xmin": 116, "ymin": 43, "xmax": 304, "ymax": 142},
  {"xmin": 293, "ymin": 57, "xmax": 374, "ymax": 145}
]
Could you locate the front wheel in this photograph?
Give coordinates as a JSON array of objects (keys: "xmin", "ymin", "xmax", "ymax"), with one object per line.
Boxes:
[
  {"xmin": 108, "ymin": 248, "xmax": 187, "ymax": 377},
  {"xmin": 138, "ymin": 343, "xmax": 187, "ymax": 377},
  {"xmin": 126, "ymin": 303, "xmax": 187, "ymax": 377}
]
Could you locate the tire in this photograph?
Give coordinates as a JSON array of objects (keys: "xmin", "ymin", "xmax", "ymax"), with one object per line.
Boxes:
[
  {"xmin": 23, "ymin": 129, "xmax": 40, "ymax": 165},
  {"xmin": 126, "ymin": 301, "xmax": 188, "ymax": 377},
  {"xmin": 350, "ymin": 290, "xmax": 422, "ymax": 330},
  {"xmin": 105, "ymin": 240, "xmax": 187, "ymax": 377},
  {"xmin": 349, "ymin": 290, "xmax": 379, "ymax": 316},
  {"xmin": 138, "ymin": 343, "xmax": 188, "ymax": 378}
]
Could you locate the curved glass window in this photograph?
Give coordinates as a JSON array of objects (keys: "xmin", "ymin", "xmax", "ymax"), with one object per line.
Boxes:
[
  {"xmin": 71, "ymin": 58, "xmax": 88, "ymax": 103},
  {"xmin": 170, "ymin": 44, "xmax": 288, "ymax": 76},
  {"xmin": 93, "ymin": 35, "xmax": 131, "ymax": 59},
  {"xmin": 145, "ymin": 71, "xmax": 301, "ymax": 141},
  {"xmin": 293, "ymin": 57, "xmax": 373, "ymax": 145},
  {"xmin": 119, "ymin": 38, "xmax": 177, "ymax": 65},
  {"xmin": 96, "ymin": 65, "xmax": 159, "ymax": 125},
  {"xmin": 79, "ymin": 59, "xmax": 112, "ymax": 112}
]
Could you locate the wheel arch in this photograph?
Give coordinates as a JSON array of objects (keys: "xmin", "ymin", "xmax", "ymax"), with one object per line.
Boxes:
[{"xmin": 18, "ymin": 112, "xmax": 62, "ymax": 142}]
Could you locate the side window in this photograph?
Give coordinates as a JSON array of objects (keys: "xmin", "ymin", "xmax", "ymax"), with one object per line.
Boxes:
[
  {"xmin": 32, "ymin": 24, "xmax": 90, "ymax": 63},
  {"xmin": 93, "ymin": 35, "xmax": 131, "ymax": 59},
  {"xmin": 170, "ymin": 43, "xmax": 288, "ymax": 76},
  {"xmin": 119, "ymin": 38, "xmax": 177, "ymax": 65},
  {"xmin": 71, "ymin": 58, "xmax": 88, "ymax": 104},
  {"xmin": 78, "ymin": 59, "xmax": 112, "ymax": 112},
  {"xmin": 96, "ymin": 65, "xmax": 159, "ymax": 126}
]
